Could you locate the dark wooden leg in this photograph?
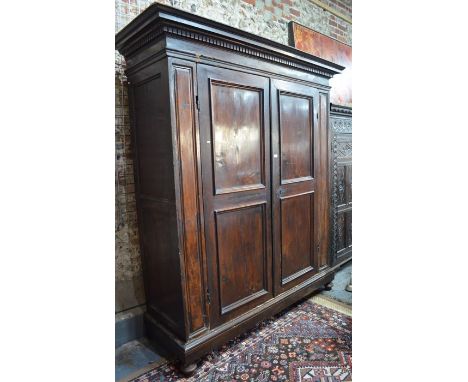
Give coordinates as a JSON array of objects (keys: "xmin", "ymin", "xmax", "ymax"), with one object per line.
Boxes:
[
  {"xmin": 179, "ymin": 362, "xmax": 197, "ymax": 376},
  {"xmin": 324, "ymin": 281, "xmax": 333, "ymax": 291}
]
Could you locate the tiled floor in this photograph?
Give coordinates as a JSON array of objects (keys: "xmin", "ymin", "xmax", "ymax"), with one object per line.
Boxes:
[
  {"xmin": 115, "ymin": 261, "xmax": 352, "ymax": 381},
  {"xmin": 322, "ymin": 261, "xmax": 352, "ymax": 305},
  {"xmin": 115, "ymin": 337, "xmax": 163, "ymax": 382}
]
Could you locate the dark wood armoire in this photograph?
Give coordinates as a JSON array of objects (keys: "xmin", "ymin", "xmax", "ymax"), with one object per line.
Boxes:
[{"xmin": 116, "ymin": 4, "xmax": 343, "ymax": 373}]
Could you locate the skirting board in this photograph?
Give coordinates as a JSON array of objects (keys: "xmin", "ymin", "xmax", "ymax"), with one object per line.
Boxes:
[
  {"xmin": 116, "ymin": 305, "xmax": 146, "ymax": 348},
  {"xmin": 115, "ymin": 258, "xmax": 351, "ymax": 349}
]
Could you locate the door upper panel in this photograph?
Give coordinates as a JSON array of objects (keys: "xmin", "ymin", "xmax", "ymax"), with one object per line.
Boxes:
[
  {"xmin": 279, "ymin": 93, "xmax": 314, "ymax": 184},
  {"xmin": 210, "ymin": 81, "xmax": 265, "ymax": 194}
]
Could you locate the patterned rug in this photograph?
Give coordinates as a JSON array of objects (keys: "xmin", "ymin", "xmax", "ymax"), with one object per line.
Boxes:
[{"xmin": 131, "ymin": 296, "xmax": 351, "ymax": 381}]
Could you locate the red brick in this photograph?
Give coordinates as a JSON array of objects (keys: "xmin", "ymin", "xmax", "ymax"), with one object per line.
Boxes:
[
  {"xmin": 242, "ymin": 0, "xmax": 256, "ymax": 5},
  {"xmin": 336, "ymin": 35, "xmax": 346, "ymax": 43},
  {"xmin": 333, "ymin": 0, "xmax": 345, "ymax": 8},
  {"xmin": 338, "ymin": 5, "xmax": 348, "ymax": 15},
  {"xmin": 290, "ymin": 8, "xmax": 300, "ymax": 16},
  {"xmin": 265, "ymin": 5, "xmax": 274, "ymax": 12},
  {"xmin": 337, "ymin": 23, "xmax": 347, "ymax": 32}
]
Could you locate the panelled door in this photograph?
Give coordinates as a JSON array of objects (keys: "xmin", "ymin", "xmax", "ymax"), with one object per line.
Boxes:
[
  {"xmin": 197, "ymin": 65, "xmax": 273, "ymax": 327},
  {"xmin": 271, "ymin": 79, "xmax": 322, "ymax": 294}
]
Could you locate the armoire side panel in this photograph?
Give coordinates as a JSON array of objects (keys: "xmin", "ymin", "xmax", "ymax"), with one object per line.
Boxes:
[
  {"xmin": 130, "ymin": 60, "xmax": 186, "ymax": 340},
  {"xmin": 171, "ymin": 62, "xmax": 208, "ymax": 337}
]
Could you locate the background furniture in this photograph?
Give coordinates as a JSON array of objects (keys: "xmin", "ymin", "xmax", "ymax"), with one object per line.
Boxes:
[
  {"xmin": 116, "ymin": 4, "xmax": 343, "ymax": 373},
  {"xmin": 330, "ymin": 104, "xmax": 352, "ymax": 265},
  {"xmin": 287, "ymin": 22, "xmax": 352, "ymax": 269}
]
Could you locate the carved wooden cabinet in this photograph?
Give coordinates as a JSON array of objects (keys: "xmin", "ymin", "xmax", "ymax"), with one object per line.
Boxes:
[
  {"xmin": 330, "ymin": 105, "xmax": 352, "ymax": 265},
  {"xmin": 116, "ymin": 4, "xmax": 343, "ymax": 372}
]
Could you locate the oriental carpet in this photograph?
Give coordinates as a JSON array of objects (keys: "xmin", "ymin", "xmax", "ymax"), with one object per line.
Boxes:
[{"xmin": 131, "ymin": 295, "xmax": 351, "ymax": 382}]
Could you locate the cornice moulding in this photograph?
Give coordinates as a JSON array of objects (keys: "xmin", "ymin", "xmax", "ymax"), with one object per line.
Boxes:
[
  {"xmin": 116, "ymin": 4, "xmax": 344, "ymax": 79},
  {"xmin": 330, "ymin": 104, "xmax": 352, "ymax": 115}
]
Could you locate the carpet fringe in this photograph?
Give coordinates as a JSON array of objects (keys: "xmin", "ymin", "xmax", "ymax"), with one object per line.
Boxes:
[{"xmin": 309, "ymin": 294, "xmax": 352, "ymax": 316}]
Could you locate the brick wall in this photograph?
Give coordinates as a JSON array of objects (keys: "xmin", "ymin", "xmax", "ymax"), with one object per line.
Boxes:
[{"xmin": 115, "ymin": 0, "xmax": 352, "ymax": 315}]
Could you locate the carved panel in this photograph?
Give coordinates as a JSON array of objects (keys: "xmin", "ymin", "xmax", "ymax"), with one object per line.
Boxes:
[
  {"xmin": 337, "ymin": 166, "xmax": 346, "ymax": 206},
  {"xmin": 280, "ymin": 193, "xmax": 314, "ymax": 284},
  {"xmin": 346, "ymin": 165, "xmax": 352, "ymax": 204},
  {"xmin": 214, "ymin": 203, "xmax": 267, "ymax": 315},
  {"xmin": 337, "ymin": 141, "xmax": 352, "ymax": 159},
  {"xmin": 279, "ymin": 93, "xmax": 313, "ymax": 183},
  {"xmin": 331, "ymin": 118, "xmax": 352, "ymax": 134},
  {"xmin": 336, "ymin": 210, "xmax": 352, "ymax": 257},
  {"xmin": 337, "ymin": 164, "xmax": 352, "ymax": 207},
  {"xmin": 210, "ymin": 81, "xmax": 264, "ymax": 194},
  {"xmin": 336, "ymin": 212, "xmax": 346, "ymax": 252},
  {"xmin": 345, "ymin": 211, "xmax": 352, "ymax": 248}
]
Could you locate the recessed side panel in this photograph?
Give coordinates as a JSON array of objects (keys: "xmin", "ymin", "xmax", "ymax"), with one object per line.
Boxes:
[
  {"xmin": 140, "ymin": 202, "xmax": 184, "ymax": 334},
  {"xmin": 279, "ymin": 93, "xmax": 313, "ymax": 184},
  {"xmin": 280, "ymin": 193, "xmax": 314, "ymax": 285},
  {"xmin": 134, "ymin": 74, "xmax": 175, "ymax": 201},
  {"xmin": 215, "ymin": 203, "xmax": 267, "ymax": 314},
  {"xmin": 210, "ymin": 82, "xmax": 264, "ymax": 194}
]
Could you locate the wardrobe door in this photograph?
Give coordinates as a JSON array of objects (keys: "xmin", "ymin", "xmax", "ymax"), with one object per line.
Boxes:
[
  {"xmin": 197, "ymin": 65, "xmax": 273, "ymax": 327},
  {"xmin": 271, "ymin": 79, "xmax": 322, "ymax": 294}
]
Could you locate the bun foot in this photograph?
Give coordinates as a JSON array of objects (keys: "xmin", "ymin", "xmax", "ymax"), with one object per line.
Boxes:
[
  {"xmin": 324, "ymin": 281, "xmax": 333, "ymax": 291},
  {"xmin": 179, "ymin": 362, "xmax": 197, "ymax": 376}
]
